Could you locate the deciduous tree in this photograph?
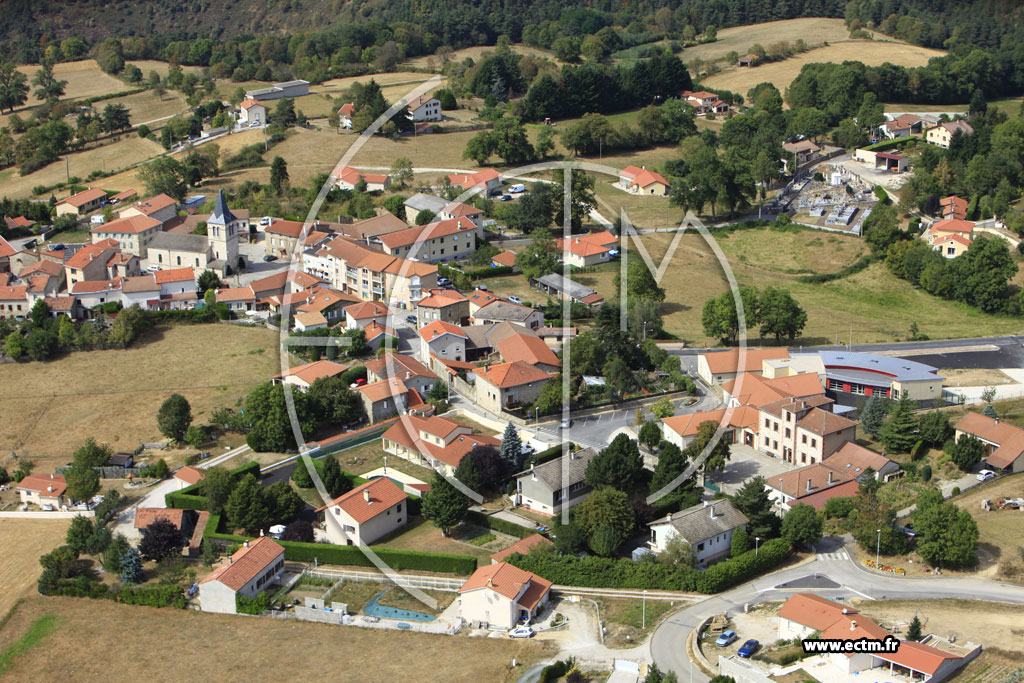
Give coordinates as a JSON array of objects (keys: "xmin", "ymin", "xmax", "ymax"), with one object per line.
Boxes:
[
  {"xmin": 139, "ymin": 518, "xmax": 186, "ymax": 561},
  {"xmin": 157, "ymin": 393, "xmax": 193, "ymax": 443},
  {"xmin": 421, "ymin": 472, "xmax": 469, "ymax": 536}
]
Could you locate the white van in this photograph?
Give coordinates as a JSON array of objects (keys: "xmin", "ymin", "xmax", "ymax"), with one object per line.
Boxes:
[{"xmin": 508, "ymin": 183, "xmax": 526, "ymax": 194}]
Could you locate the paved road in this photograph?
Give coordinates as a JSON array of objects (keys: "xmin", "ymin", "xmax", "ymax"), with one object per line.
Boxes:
[{"xmin": 649, "ymin": 537, "xmax": 1024, "ymax": 682}]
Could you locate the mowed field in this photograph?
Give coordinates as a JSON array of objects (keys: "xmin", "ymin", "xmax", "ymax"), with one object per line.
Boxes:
[
  {"xmin": 0, "ymin": 596, "xmax": 552, "ymax": 682},
  {"xmin": 572, "ymin": 226, "xmax": 1024, "ymax": 346},
  {"xmin": 14, "ymin": 60, "xmax": 126, "ymax": 107},
  {"xmin": 703, "ymin": 41, "xmax": 945, "ymax": 99},
  {"xmin": 0, "ymin": 324, "xmax": 280, "ymax": 459},
  {"xmin": 404, "ymin": 45, "xmax": 561, "ymax": 71},
  {"xmin": 680, "ymin": 18, "xmax": 878, "ymax": 62},
  {"xmin": 0, "ymin": 521, "xmax": 70, "ymax": 618}
]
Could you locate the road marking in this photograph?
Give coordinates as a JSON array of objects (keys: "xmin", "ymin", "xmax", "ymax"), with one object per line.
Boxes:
[{"xmin": 843, "ymin": 585, "xmax": 875, "ymax": 600}]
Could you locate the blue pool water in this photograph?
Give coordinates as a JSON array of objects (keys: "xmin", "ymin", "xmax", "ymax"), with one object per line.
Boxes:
[{"xmin": 363, "ymin": 590, "xmax": 436, "ymax": 622}]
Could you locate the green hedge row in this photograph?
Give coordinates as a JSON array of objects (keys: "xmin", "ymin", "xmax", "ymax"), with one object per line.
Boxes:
[
  {"xmin": 40, "ymin": 577, "xmax": 186, "ymax": 608},
  {"xmin": 508, "ymin": 538, "xmax": 792, "ymax": 593},
  {"xmin": 797, "ymin": 255, "xmax": 874, "ymax": 284},
  {"xmin": 863, "ymin": 136, "xmax": 912, "ymax": 151},
  {"xmin": 467, "ymin": 510, "xmax": 539, "ymax": 539},
  {"xmin": 165, "ymin": 460, "xmax": 261, "ymax": 509}
]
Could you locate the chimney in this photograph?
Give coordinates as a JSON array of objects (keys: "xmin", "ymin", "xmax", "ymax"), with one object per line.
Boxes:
[
  {"xmin": 709, "ymin": 504, "xmax": 716, "ymax": 519},
  {"xmin": 703, "ymin": 500, "xmax": 709, "ymax": 508},
  {"xmin": 828, "ymin": 471, "xmax": 834, "ymax": 485},
  {"xmin": 569, "ymin": 451, "xmax": 576, "ymax": 461},
  {"xmin": 842, "ymin": 608, "xmax": 849, "ymax": 614},
  {"xmin": 666, "ymin": 513, "xmax": 672, "ymax": 522},
  {"xmin": 243, "ymin": 540, "xmax": 249, "ymax": 548},
  {"xmin": 48, "ymin": 485, "xmax": 54, "ymax": 492},
  {"xmin": 806, "ymin": 477, "xmax": 813, "ymax": 493},
  {"xmin": 487, "ymin": 577, "xmax": 493, "ymax": 587},
  {"xmin": 405, "ymin": 371, "xmax": 411, "ymax": 380},
  {"xmin": 363, "ymin": 489, "xmax": 371, "ymax": 503},
  {"xmin": 850, "ymin": 620, "xmax": 857, "ymax": 631}
]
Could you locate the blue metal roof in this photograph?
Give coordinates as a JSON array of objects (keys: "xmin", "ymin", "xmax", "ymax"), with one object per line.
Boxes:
[{"xmin": 817, "ymin": 350, "xmax": 943, "ymax": 383}]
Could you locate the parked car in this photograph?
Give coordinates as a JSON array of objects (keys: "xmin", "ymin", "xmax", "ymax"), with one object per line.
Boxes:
[
  {"xmin": 349, "ymin": 378, "xmax": 367, "ymax": 389},
  {"xmin": 477, "ymin": 284, "xmax": 488, "ymax": 291},
  {"xmin": 508, "ymin": 183, "xmax": 526, "ymax": 193},
  {"xmin": 977, "ymin": 469, "xmax": 996, "ymax": 482},
  {"xmin": 499, "ymin": 194, "xmax": 512, "ymax": 201},
  {"xmin": 259, "ymin": 216, "xmax": 272, "ymax": 226},
  {"xmin": 405, "ymin": 314, "xmax": 418, "ymax": 325},
  {"xmin": 716, "ymin": 630, "xmax": 738, "ymax": 647},
  {"xmin": 508, "ymin": 295, "xmax": 522, "ymax": 304},
  {"xmin": 738, "ymin": 640, "xmax": 760, "ymax": 658},
  {"xmin": 437, "ymin": 276, "xmax": 451, "ymax": 286},
  {"xmin": 263, "ymin": 254, "xmax": 277, "ymax": 262},
  {"xmin": 560, "ymin": 418, "xmax": 572, "ymax": 429},
  {"xmin": 489, "ymin": 187, "xmax": 504, "ymax": 197},
  {"xmin": 50, "ymin": 243, "xmax": 65, "ymax": 251},
  {"xmin": 508, "ymin": 625, "xmax": 535, "ymax": 638}
]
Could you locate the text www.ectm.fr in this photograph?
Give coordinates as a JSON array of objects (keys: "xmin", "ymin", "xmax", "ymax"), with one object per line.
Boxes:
[{"xmin": 802, "ymin": 636, "xmax": 901, "ymax": 654}]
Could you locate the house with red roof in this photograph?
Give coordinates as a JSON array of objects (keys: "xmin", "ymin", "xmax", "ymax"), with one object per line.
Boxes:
[
  {"xmin": 697, "ymin": 348, "xmax": 791, "ymax": 385},
  {"xmin": 382, "ymin": 414, "xmax": 500, "ymax": 475},
  {"xmin": 681, "ymin": 90, "xmax": 730, "ymax": 115},
  {"xmin": 466, "ymin": 288, "xmax": 499, "ymax": 315},
  {"xmin": 491, "ymin": 250, "xmax": 519, "ymax": 271},
  {"xmin": 418, "ymin": 319, "xmax": 468, "ymax": 366},
  {"xmin": 758, "ymin": 395, "xmax": 857, "ymax": 466},
  {"xmin": 458, "ymin": 561, "xmax": 552, "ymax": 629},
  {"xmin": 764, "ymin": 461, "xmax": 857, "ymax": 512},
  {"xmin": 0, "ymin": 235, "xmax": 16, "ymax": 274},
  {"xmin": 272, "ymin": 359, "xmax": 350, "ymax": 391},
  {"xmin": 939, "ymin": 195, "xmax": 968, "ymax": 221},
  {"xmin": 355, "ymin": 377, "xmax": 432, "ymax": 423},
  {"xmin": 415, "ymin": 288, "xmax": 469, "ymax": 327},
  {"xmin": 238, "ymin": 98, "xmax": 266, "ymax": 126},
  {"xmin": 337, "ymin": 102, "xmax": 355, "ymax": 128},
  {"xmin": 17, "ymin": 473, "xmax": 67, "ymax": 507},
  {"xmin": 376, "ymin": 217, "xmax": 480, "ymax": 262},
  {"xmin": 925, "ymin": 218, "xmax": 976, "ymax": 258},
  {"xmin": 473, "ymin": 361, "xmax": 556, "ymax": 414},
  {"xmin": 364, "ymin": 352, "xmax": 439, "ymax": 397},
  {"xmin": 490, "ymin": 533, "xmax": 553, "ymax": 564},
  {"xmin": 555, "ymin": 230, "xmax": 618, "ymax": 267},
  {"xmin": 118, "ymin": 193, "xmax": 178, "ymax": 226},
  {"xmin": 661, "ymin": 406, "xmax": 762, "ymax": 450},
  {"xmin": 63, "ymin": 239, "xmax": 123, "ymax": 290},
  {"xmin": 618, "ymin": 165, "xmax": 670, "ymax": 197},
  {"xmin": 494, "ymin": 331, "xmax": 560, "ymax": 373},
  {"xmin": 55, "ymin": 188, "xmax": 107, "ymax": 217},
  {"xmin": 0, "ymin": 285, "xmax": 29, "ymax": 318},
  {"xmin": 332, "ymin": 166, "xmax": 391, "ymax": 192},
  {"xmin": 927, "ymin": 119, "xmax": 974, "ymax": 148},
  {"xmin": 344, "ymin": 300, "xmax": 391, "ymax": 330},
  {"xmin": 407, "ymin": 94, "xmax": 442, "ymax": 122},
  {"xmin": 317, "ymin": 477, "xmax": 409, "ymax": 545},
  {"xmin": 216, "ymin": 285, "xmax": 257, "ymax": 312},
  {"xmin": 955, "ymin": 411, "xmax": 1024, "ymax": 473},
  {"xmin": 90, "ymin": 214, "xmax": 163, "ymax": 258},
  {"xmin": 199, "ymin": 537, "xmax": 286, "ymax": 614},
  {"xmin": 447, "ymin": 168, "xmax": 501, "ymax": 194},
  {"xmin": 173, "ymin": 465, "xmax": 206, "ymax": 489}
]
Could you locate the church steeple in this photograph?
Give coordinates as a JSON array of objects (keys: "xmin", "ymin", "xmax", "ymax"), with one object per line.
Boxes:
[{"xmin": 209, "ymin": 189, "xmax": 236, "ymax": 226}]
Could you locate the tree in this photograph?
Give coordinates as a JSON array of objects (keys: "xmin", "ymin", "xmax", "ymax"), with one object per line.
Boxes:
[
  {"xmin": 201, "ymin": 537, "xmax": 221, "ymax": 567},
  {"xmin": 270, "ymin": 156, "xmax": 289, "ymax": 193},
  {"xmin": 907, "ymin": 615, "xmax": 923, "ymax": 642},
  {"xmin": 782, "ymin": 503, "xmax": 823, "ymax": 547},
  {"xmin": 588, "ymin": 525, "xmax": 625, "ymax": 557},
  {"xmin": 552, "ymin": 169, "xmax": 597, "ymax": 231},
  {"xmin": 24, "ymin": 327, "xmax": 56, "ymax": 361},
  {"xmin": 918, "ymin": 411, "xmax": 951, "ymax": 447},
  {"xmin": 463, "ymin": 130, "xmax": 497, "ymax": 165},
  {"xmin": 73, "ymin": 437, "xmax": 112, "ymax": 468},
  {"xmin": 139, "ymin": 519, "xmax": 186, "ymax": 561},
  {"xmin": 552, "ymin": 36, "xmax": 582, "ymax": 62},
  {"xmin": 65, "ymin": 459, "xmax": 100, "ymax": 502},
  {"xmin": 516, "ymin": 227, "xmax": 559, "ymax": 280},
  {"xmin": 585, "ymin": 434, "xmax": 645, "ymax": 493},
  {"xmin": 120, "ymin": 547, "xmax": 144, "ymax": 584},
  {"xmin": 197, "ymin": 269, "xmax": 221, "ymax": 294},
  {"xmin": 291, "ymin": 458, "xmax": 314, "ymax": 488},
  {"xmin": 859, "ymin": 395, "xmax": 891, "ymax": 439},
  {"xmin": 224, "ymin": 473, "xmax": 272, "ymax": 533},
  {"xmin": 157, "ymin": 393, "xmax": 192, "ymax": 443},
  {"xmin": 701, "ymin": 287, "xmax": 759, "ymax": 345},
  {"xmin": 0, "ymin": 62, "xmax": 29, "ymax": 113},
  {"xmin": 692, "ymin": 420, "xmax": 731, "ymax": 474},
  {"xmin": 982, "ymin": 404, "xmax": 997, "ymax": 419},
  {"xmin": 877, "ymin": 396, "xmax": 919, "ymax": 453},
  {"xmin": 553, "ymin": 518, "xmax": 589, "ymax": 555},
  {"xmin": 244, "ymin": 382, "xmax": 316, "ymax": 452},
  {"xmin": 273, "ymin": 98, "xmax": 297, "ymax": 126},
  {"xmin": 321, "ymin": 455, "xmax": 351, "ymax": 498},
  {"xmin": 499, "ymin": 422, "xmax": 523, "ymax": 471},
  {"xmin": 66, "ymin": 516, "xmax": 95, "ymax": 553},
  {"xmin": 730, "ymin": 476, "xmax": 779, "ymax": 540},
  {"xmin": 5, "ymin": 331, "xmax": 25, "ymax": 358},
  {"xmin": 649, "ymin": 397, "xmax": 675, "ymax": 420},
  {"xmin": 950, "ymin": 434, "xmax": 985, "ymax": 472},
  {"xmin": 138, "ymin": 157, "xmax": 188, "ymax": 202},
  {"xmin": 307, "ymin": 376, "xmax": 362, "ymax": 426},
  {"xmin": 615, "ymin": 259, "xmax": 666, "ymax": 303},
  {"xmin": 913, "ymin": 498, "xmax": 979, "ymax": 567},
  {"xmin": 421, "ymin": 472, "xmax": 469, "ymax": 536},
  {"xmin": 389, "ymin": 157, "xmax": 413, "ymax": 189},
  {"xmin": 30, "ymin": 298, "xmax": 50, "ymax": 328},
  {"xmin": 459, "ymin": 445, "xmax": 506, "ymax": 491},
  {"xmin": 203, "ymin": 466, "xmax": 235, "ymax": 515},
  {"xmin": 639, "ymin": 421, "xmax": 662, "ymax": 450},
  {"xmin": 659, "ymin": 534, "xmax": 697, "ymax": 567},
  {"xmin": 265, "ymin": 480, "xmax": 305, "ymax": 522},
  {"xmin": 757, "ymin": 288, "xmax": 806, "ymax": 343},
  {"xmin": 101, "ymin": 103, "xmax": 131, "ymax": 133},
  {"xmin": 281, "ymin": 519, "xmax": 314, "ymax": 543},
  {"xmin": 455, "ymin": 453, "xmax": 483, "ymax": 492},
  {"xmin": 572, "ymin": 487, "xmax": 634, "ymax": 540},
  {"xmin": 850, "ymin": 482, "xmax": 906, "ymax": 556},
  {"xmin": 730, "ymin": 526, "xmax": 749, "ymax": 557},
  {"xmin": 103, "ymin": 533, "xmax": 131, "ymax": 573},
  {"xmin": 32, "ymin": 62, "xmax": 67, "ymax": 101}
]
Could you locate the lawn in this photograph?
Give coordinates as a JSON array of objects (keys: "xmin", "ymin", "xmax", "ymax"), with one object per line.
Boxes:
[
  {"xmin": 0, "ymin": 596, "xmax": 552, "ymax": 682},
  {"xmin": 951, "ymin": 473, "xmax": 1024, "ymax": 583},
  {"xmin": 577, "ymin": 227, "xmax": 1024, "ymax": 346},
  {"xmin": 853, "ymin": 598, "xmax": 1024, "ymax": 652},
  {"xmin": 596, "ymin": 596, "xmax": 677, "ymax": 648},
  {"xmin": 375, "ymin": 516, "xmax": 496, "ymax": 559},
  {"xmin": 126, "ymin": 60, "xmax": 204, "ymax": 78},
  {"xmin": 103, "ymin": 90, "xmax": 189, "ymax": 126},
  {"xmin": 11, "ymin": 60, "xmax": 126, "ymax": 109},
  {"xmin": 325, "ymin": 580, "xmax": 385, "ymax": 612},
  {"xmin": 0, "ymin": 324, "xmax": 280, "ymax": 463},
  {"xmin": 703, "ymin": 41, "xmax": 944, "ymax": 100},
  {"xmin": 331, "ymin": 441, "xmax": 436, "ymax": 482},
  {"xmin": 0, "ymin": 521, "xmax": 70, "ymax": 618}
]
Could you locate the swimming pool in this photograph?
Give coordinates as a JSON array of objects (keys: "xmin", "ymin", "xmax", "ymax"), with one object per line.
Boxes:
[{"xmin": 363, "ymin": 589, "xmax": 436, "ymax": 622}]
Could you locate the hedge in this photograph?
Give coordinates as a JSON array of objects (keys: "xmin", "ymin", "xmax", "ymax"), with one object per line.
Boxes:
[
  {"xmin": 530, "ymin": 443, "xmax": 568, "ymax": 466},
  {"xmin": 467, "ymin": 510, "xmax": 539, "ymax": 539},
  {"xmin": 165, "ymin": 460, "xmax": 262, "ymax": 509},
  {"xmin": 863, "ymin": 136, "xmax": 912, "ymax": 152},
  {"xmin": 40, "ymin": 577, "xmax": 186, "ymax": 608},
  {"xmin": 797, "ymin": 255, "xmax": 874, "ymax": 284},
  {"xmin": 508, "ymin": 538, "xmax": 792, "ymax": 593}
]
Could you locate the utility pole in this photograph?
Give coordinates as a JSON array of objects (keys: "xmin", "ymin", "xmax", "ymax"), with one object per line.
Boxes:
[
  {"xmin": 876, "ymin": 528, "xmax": 881, "ymax": 569},
  {"xmin": 642, "ymin": 590, "xmax": 647, "ymax": 629}
]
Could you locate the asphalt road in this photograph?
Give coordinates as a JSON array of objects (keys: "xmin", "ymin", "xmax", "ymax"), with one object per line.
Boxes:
[{"xmin": 649, "ymin": 537, "xmax": 1024, "ymax": 682}]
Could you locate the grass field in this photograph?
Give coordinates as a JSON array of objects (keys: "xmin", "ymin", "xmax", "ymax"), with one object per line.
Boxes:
[
  {"xmin": 0, "ymin": 596, "xmax": 551, "ymax": 682},
  {"xmin": 126, "ymin": 60, "xmax": 204, "ymax": 78},
  {"xmin": 0, "ymin": 521, "xmax": 70, "ymax": 618},
  {"xmin": 0, "ymin": 324, "xmax": 279, "ymax": 460},
  {"xmin": 952, "ymin": 473, "xmax": 1024, "ymax": 582},
  {"xmin": 375, "ymin": 516, "xmax": 497, "ymax": 560},
  {"xmin": 103, "ymin": 90, "xmax": 189, "ymax": 126},
  {"xmin": 596, "ymin": 596, "xmax": 676, "ymax": 648},
  {"xmin": 570, "ymin": 226, "xmax": 1024, "ymax": 346},
  {"xmin": 854, "ymin": 599, "xmax": 1024, "ymax": 652},
  {"xmin": 13, "ymin": 60, "xmax": 126, "ymax": 108},
  {"xmin": 403, "ymin": 45, "xmax": 561, "ymax": 71},
  {"xmin": 1, "ymin": 135, "xmax": 164, "ymax": 200},
  {"xmin": 679, "ymin": 18, "xmax": 880, "ymax": 63},
  {"xmin": 703, "ymin": 41, "xmax": 944, "ymax": 100}
]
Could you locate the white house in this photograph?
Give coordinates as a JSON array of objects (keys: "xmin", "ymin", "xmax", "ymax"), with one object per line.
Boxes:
[
  {"xmin": 407, "ymin": 94, "xmax": 442, "ymax": 122},
  {"xmin": 198, "ymin": 537, "xmax": 286, "ymax": 614},
  {"xmin": 16, "ymin": 473, "xmax": 67, "ymax": 508},
  {"xmin": 647, "ymin": 499, "xmax": 749, "ymax": 567},
  {"xmin": 457, "ymin": 562, "xmax": 552, "ymax": 630},
  {"xmin": 238, "ymin": 99, "xmax": 266, "ymax": 126},
  {"xmin": 271, "ymin": 359, "xmax": 350, "ymax": 391},
  {"xmin": 417, "ymin": 320, "xmax": 468, "ymax": 364},
  {"xmin": 173, "ymin": 465, "xmax": 205, "ymax": 490},
  {"xmin": 317, "ymin": 477, "xmax": 409, "ymax": 546}
]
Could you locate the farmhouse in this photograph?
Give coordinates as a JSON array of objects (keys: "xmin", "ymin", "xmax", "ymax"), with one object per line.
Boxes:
[
  {"xmin": 458, "ymin": 562, "xmax": 552, "ymax": 630},
  {"xmin": 954, "ymin": 412, "xmax": 1024, "ymax": 473},
  {"xmin": 337, "ymin": 102, "xmax": 355, "ymax": 128},
  {"xmin": 618, "ymin": 165, "xmax": 670, "ymax": 196},
  {"xmin": 199, "ymin": 537, "xmax": 286, "ymax": 614},
  {"xmin": 823, "ymin": 441, "xmax": 899, "ymax": 481},
  {"xmin": 881, "ymin": 113, "xmax": 925, "ymax": 139},
  {"xmin": 513, "ymin": 448, "xmax": 597, "ymax": 516},
  {"xmin": 926, "ymin": 120, "xmax": 974, "ymax": 148},
  {"xmin": 471, "ymin": 300, "xmax": 544, "ymax": 329},
  {"xmin": 381, "ymin": 414, "xmax": 500, "ymax": 475},
  {"xmin": 333, "ymin": 166, "xmax": 391, "ymax": 192},
  {"xmin": 317, "ymin": 477, "xmax": 408, "ymax": 546},
  {"xmin": 16, "ymin": 473, "xmax": 67, "ymax": 508},
  {"xmin": 272, "ymin": 359, "xmax": 350, "ymax": 391},
  {"xmin": 648, "ymin": 499, "xmax": 748, "ymax": 567},
  {"xmin": 757, "ymin": 395, "xmax": 857, "ymax": 465},
  {"xmin": 738, "ymin": 53, "xmax": 757, "ymax": 66},
  {"xmin": 473, "ymin": 361, "xmax": 555, "ymax": 414},
  {"xmin": 55, "ymin": 188, "xmax": 107, "ymax": 217},
  {"xmin": 782, "ymin": 139, "xmax": 821, "ymax": 169},
  {"xmin": 681, "ymin": 90, "xmax": 730, "ymax": 115},
  {"xmin": 238, "ymin": 99, "xmax": 265, "ymax": 126},
  {"xmin": 555, "ymin": 230, "xmax": 618, "ymax": 268},
  {"xmin": 406, "ymin": 94, "xmax": 442, "ymax": 121}
]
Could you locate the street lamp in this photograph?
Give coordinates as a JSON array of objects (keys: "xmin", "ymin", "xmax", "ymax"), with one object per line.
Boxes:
[
  {"xmin": 876, "ymin": 528, "xmax": 882, "ymax": 569},
  {"xmin": 755, "ymin": 537, "xmax": 761, "ymax": 557}
]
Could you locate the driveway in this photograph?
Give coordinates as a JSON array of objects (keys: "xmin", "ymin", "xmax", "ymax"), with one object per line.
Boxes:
[
  {"xmin": 109, "ymin": 477, "xmax": 180, "ymax": 542},
  {"xmin": 710, "ymin": 444, "xmax": 792, "ymax": 495}
]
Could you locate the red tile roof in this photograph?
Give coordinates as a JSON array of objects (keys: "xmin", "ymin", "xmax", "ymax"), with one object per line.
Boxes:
[
  {"xmin": 417, "ymin": 289, "xmax": 469, "ymax": 308},
  {"xmin": 64, "ymin": 239, "xmax": 119, "ymax": 270},
  {"xmin": 316, "ymin": 477, "xmax": 408, "ymax": 523},
  {"xmin": 777, "ymin": 593, "xmax": 858, "ymax": 631},
  {"xmin": 378, "ymin": 217, "xmax": 477, "ymax": 249},
  {"xmin": 18, "ymin": 259, "xmax": 62, "ymax": 278},
  {"xmin": 0, "ymin": 284, "xmax": 28, "ymax": 301},
  {"xmin": 134, "ymin": 507, "xmax": 187, "ymax": 529},
  {"xmin": 662, "ymin": 406, "xmax": 760, "ymax": 437},
  {"xmin": 940, "ymin": 195, "xmax": 968, "ymax": 220},
  {"xmin": 473, "ymin": 361, "xmax": 555, "ymax": 389},
  {"xmin": 216, "ymin": 286, "xmax": 256, "ymax": 303},
  {"xmin": 418, "ymin": 320, "xmax": 467, "ymax": 341},
  {"xmin": 490, "ymin": 533, "xmax": 553, "ymax": 563},
  {"xmin": 701, "ymin": 348, "xmax": 790, "ymax": 375},
  {"xmin": 240, "ymin": 99, "xmax": 263, "ymax": 110},
  {"xmin": 16, "ymin": 473, "xmax": 67, "ymax": 497},
  {"xmin": 333, "ymin": 165, "xmax": 389, "ymax": 185},
  {"xmin": 91, "ymin": 214, "xmax": 161, "ymax": 234},
  {"xmin": 620, "ymin": 165, "xmax": 670, "ymax": 189},
  {"xmin": 356, "ymin": 378, "xmax": 408, "ymax": 403},
  {"xmin": 71, "ymin": 278, "xmax": 122, "ymax": 294},
  {"xmin": 459, "ymin": 562, "xmax": 551, "ymax": 610},
  {"xmin": 57, "ymin": 188, "xmax": 107, "ymax": 208},
  {"xmin": 345, "ymin": 300, "xmax": 390, "ymax": 319},
  {"xmin": 153, "ymin": 267, "xmax": 194, "ymax": 284},
  {"xmin": 491, "ymin": 250, "xmax": 518, "ymax": 268},
  {"xmin": 876, "ymin": 640, "xmax": 963, "ymax": 675},
  {"xmin": 930, "ymin": 218, "xmax": 975, "ymax": 234},
  {"xmin": 955, "ymin": 412, "xmax": 1024, "ymax": 469},
  {"xmin": 174, "ymin": 466, "xmax": 206, "ymax": 485},
  {"xmin": 200, "ymin": 537, "xmax": 285, "ymax": 591},
  {"xmin": 124, "ymin": 194, "xmax": 175, "ymax": 216},
  {"xmin": 0, "ymin": 235, "xmax": 16, "ymax": 259},
  {"xmin": 447, "ymin": 168, "xmax": 500, "ymax": 189},
  {"xmin": 766, "ymin": 463, "xmax": 854, "ymax": 501},
  {"xmin": 364, "ymin": 353, "xmax": 437, "ymax": 383},
  {"xmin": 274, "ymin": 359, "xmax": 350, "ymax": 385},
  {"xmin": 495, "ymin": 333, "xmax": 560, "ymax": 368},
  {"xmin": 265, "ymin": 219, "xmax": 306, "ymax": 238}
]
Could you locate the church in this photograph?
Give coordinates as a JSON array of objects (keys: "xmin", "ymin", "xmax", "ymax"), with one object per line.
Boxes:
[{"xmin": 145, "ymin": 190, "xmax": 248, "ymax": 277}]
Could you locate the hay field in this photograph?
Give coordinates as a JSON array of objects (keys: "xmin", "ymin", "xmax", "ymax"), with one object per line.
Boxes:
[
  {"xmin": 104, "ymin": 90, "xmax": 189, "ymax": 126},
  {"xmin": 0, "ymin": 136, "xmax": 165, "ymax": 200},
  {"xmin": 0, "ymin": 521, "xmax": 70, "ymax": 618},
  {"xmin": 681, "ymin": 18, "xmax": 879, "ymax": 62},
  {"xmin": 0, "ymin": 597, "xmax": 552, "ymax": 682},
  {"xmin": 574, "ymin": 227, "xmax": 1024, "ymax": 345},
  {"xmin": 126, "ymin": 60, "xmax": 204, "ymax": 78},
  {"xmin": 0, "ymin": 325, "xmax": 280, "ymax": 458},
  {"xmin": 703, "ymin": 41, "xmax": 945, "ymax": 99},
  {"xmin": 14, "ymin": 60, "xmax": 127, "ymax": 107},
  {"xmin": 404, "ymin": 45, "xmax": 561, "ymax": 71}
]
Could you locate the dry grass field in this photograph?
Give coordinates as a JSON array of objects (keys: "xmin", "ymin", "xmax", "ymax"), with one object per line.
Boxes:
[
  {"xmin": 0, "ymin": 136, "xmax": 165, "ymax": 200},
  {"xmin": 0, "ymin": 324, "xmax": 280, "ymax": 460},
  {"xmin": 703, "ymin": 41, "xmax": 945, "ymax": 99},
  {"xmin": 854, "ymin": 599, "xmax": 1024, "ymax": 653},
  {"xmin": 571, "ymin": 226, "xmax": 1024, "ymax": 345},
  {"xmin": 126, "ymin": 60, "xmax": 204, "ymax": 78},
  {"xmin": 104, "ymin": 90, "xmax": 189, "ymax": 126},
  {"xmin": 951, "ymin": 473, "xmax": 1024, "ymax": 582},
  {"xmin": 681, "ymin": 18, "xmax": 880, "ymax": 63},
  {"xmin": 0, "ymin": 521, "xmax": 70, "ymax": 618},
  {"xmin": 404, "ymin": 45, "xmax": 561, "ymax": 71},
  {"xmin": 14, "ymin": 60, "xmax": 126, "ymax": 107},
  {"xmin": 0, "ymin": 596, "xmax": 552, "ymax": 682}
]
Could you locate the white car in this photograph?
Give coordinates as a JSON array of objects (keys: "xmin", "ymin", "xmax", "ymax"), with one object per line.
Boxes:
[
  {"xmin": 508, "ymin": 626, "xmax": 534, "ymax": 638},
  {"xmin": 560, "ymin": 418, "xmax": 572, "ymax": 429},
  {"xmin": 508, "ymin": 295, "xmax": 522, "ymax": 304},
  {"xmin": 977, "ymin": 469, "xmax": 996, "ymax": 482}
]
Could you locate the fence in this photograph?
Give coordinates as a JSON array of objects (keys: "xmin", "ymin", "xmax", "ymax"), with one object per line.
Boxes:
[
  {"xmin": 56, "ymin": 466, "xmax": 145, "ymax": 479},
  {"xmin": 302, "ymin": 568, "xmax": 464, "ymax": 592}
]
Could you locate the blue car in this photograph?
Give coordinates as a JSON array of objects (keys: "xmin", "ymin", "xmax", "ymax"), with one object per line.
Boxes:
[
  {"xmin": 738, "ymin": 639, "xmax": 760, "ymax": 658},
  {"xmin": 715, "ymin": 630, "xmax": 738, "ymax": 647}
]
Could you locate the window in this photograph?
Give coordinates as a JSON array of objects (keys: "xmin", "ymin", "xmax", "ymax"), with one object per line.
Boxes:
[
  {"xmin": 697, "ymin": 543, "xmax": 705, "ymax": 551},
  {"xmin": 764, "ymin": 418, "xmax": 770, "ymax": 428},
  {"xmin": 801, "ymin": 434, "xmax": 807, "ymax": 444},
  {"xmin": 811, "ymin": 438, "xmax": 816, "ymax": 448},
  {"xmin": 397, "ymin": 503, "xmax": 402, "ymax": 513},
  {"xmin": 786, "ymin": 412, "xmax": 792, "ymax": 422},
  {"xmin": 828, "ymin": 378, "xmax": 843, "ymax": 391}
]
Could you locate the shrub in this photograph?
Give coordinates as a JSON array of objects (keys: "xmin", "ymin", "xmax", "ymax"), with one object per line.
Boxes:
[
  {"xmin": 823, "ymin": 496, "xmax": 856, "ymax": 519},
  {"xmin": 115, "ymin": 584, "xmax": 187, "ymax": 608},
  {"xmin": 919, "ymin": 464, "xmax": 932, "ymax": 482},
  {"xmin": 236, "ymin": 590, "xmax": 272, "ymax": 615},
  {"xmin": 466, "ymin": 510, "xmax": 539, "ymax": 539}
]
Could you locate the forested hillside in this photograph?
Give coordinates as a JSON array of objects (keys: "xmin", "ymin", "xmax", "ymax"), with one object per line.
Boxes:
[{"xmin": 845, "ymin": 0, "xmax": 1024, "ymax": 48}]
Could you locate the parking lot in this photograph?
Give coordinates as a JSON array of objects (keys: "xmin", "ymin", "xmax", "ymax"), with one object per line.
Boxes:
[{"xmin": 709, "ymin": 444, "xmax": 793, "ymax": 494}]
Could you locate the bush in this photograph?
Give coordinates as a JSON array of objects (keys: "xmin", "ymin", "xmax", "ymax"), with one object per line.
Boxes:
[
  {"xmin": 466, "ymin": 510, "xmax": 539, "ymax": 539},
  {"xmin": 919, "ymin": 464, "xmax": 932, "ymax": 482},
  {"xmin": 823, "ymin": 496, "xmax": 856, "ymax": 519},
  {"xmin": 236, "ymin": 590, "xmax": 272, "ymax": 614},
  {"xmin": 798, "ymin": 255, "xmax": 874, "ymax": 284}
]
